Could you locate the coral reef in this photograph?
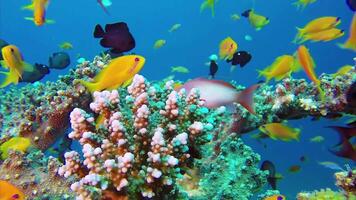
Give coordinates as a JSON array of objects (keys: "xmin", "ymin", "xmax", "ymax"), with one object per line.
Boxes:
[
  {"xmin": 335, "ymin": 169, "xmax": 356, "ymax": 197},
  {"xmin": 297, "ymin": 188, "xmax": 348, "ymax": 200},
  {"xmin": 57, "ymin": 74, "xmax": 267, "ymax": 199},
  {"xmin": 0, "ymin": 150, "xmax": 74, "ymax": 199}
]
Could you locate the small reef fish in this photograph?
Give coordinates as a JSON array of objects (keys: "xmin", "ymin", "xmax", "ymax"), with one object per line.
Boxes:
[
  {"xmin": 327, "ymin": 126, "xmax": 356, "ymax": 161},
  {"xmin": 49, "ymin": 52, "xmax": 70, "ymax": 69},
  {"xmin": 346, "ymin": 82, "xmax": 356, "ymax": 107},
  {"xmin": 288, "ymin": 165, "xmax": 301, "ymax": 173},
  {"xmin": 0, "ymin": 39, "xmax": 9, "ymax": 60},
  {"xmin": 346, "ymin": 0, "xmax": 356, "ymax": 11},
  {"xmin": 338, "ymin": 14, "xmax": 356, "ymax": 52},
  {"xmin": 97, "ymin": 0, "xmax": 112, "ymax": 15},
  {"xmin": 296, "ymin": 45, "xmax": 325, "ymax": 101},
  {"xmin": 231, "ymin": 14, "xmax": 241, "ymax": 21},
  {"xmin": 208, "ymin": 54, "xmax": 218, "ymax": 79},
  {"xmin": 178, "ymin": 78, "xmax": 260, "ymax": 113},
  {"xmin": 94, "ymin": 22, "xmax": 136, "ymax": 54},
  {"xmin": 263, "ymin": 195, "xmax": 286, "ymax": 200},
  {"xmin": 171, "ymin": 66, "xmax": 189, "ymax": 74},
  {"xmin": 200, "ymin": 0, "xmax": 216, "ymax": 17},
  {"xmin": 309, "ymin": 135, "xmax": 325, "ymax": 143},
  {"xmin": 20, "ymin": 63, "xmax": 49, "ymax": 83},
  {"xmin": 294, "ymin": 16, "xmax": 341, "ymax": 43},
  {"xmin": 78, "ymin": 55, "xmax": 145, "ymax": 92},
  {"xmin": 241, "ymin": 9, "xmax": 270, "ymax": 31},
  {"xmin": 227, "ymin": 51, "xmax": 252, "ymax": 72},
  {"xmin": 0, "ymin": 137, "xmax": 31, "ymax": 159},
  {"xmin": 318, "ymin": 161, "xmax": 343, "ymax": 171},
  {"xmin": 244, "ymin": 35, "xmax": 253, "ymax": 41},
  {"xmin": 260, "ymin": 160, "xmax": 280, "ymax": 190},
  {"xmin": 293, "ymin": 0, "xmax": 317, "ymax": 10},
  {"xmin": 0, "ymin": 180, "xmax": 25, "ymax": 200},
  {"xmin": 258, "ymin": 55, "xmax": 299, "ymax": 82},
  {"xmin": 259, "ymin": 123, "xmax": 301, "ymax": 141},
  {"xmin": 219, "ymin": 37, "xmax": 238, "ymax": 60},
  {"xmin": 0, "ymin": 45, "xmax": 34, "ymax": 88},
  {"xmin": 168, "ymin": 23, "xmax": 181, "ymax": 33},
  {"xmin": 22, "ymin": 0, "xmax": 54, "ymax": 26},
  {"xmin": 298, "ymin": 28, "xmax": 344, "ymax": 44},
  {"xmin": 332, "ymin": 65, "xmax": 354, "ymax": 78},
  {"xmin": 300, "ymin": 155, "xmax": 308, "ymax": 162},
  {"xmin": 77, "ymin": 57, "xmax": 86, "ymax": 64},
  {"xmin": 59, "ymin": 42, "xmax": 73, "ymax": 50},
  {"xmin": 153, "ymin": 39, "xmax": 166, "ymax": 49}
]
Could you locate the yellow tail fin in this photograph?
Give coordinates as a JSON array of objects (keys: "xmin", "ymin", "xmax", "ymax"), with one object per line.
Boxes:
[
  {"xmin": 21, "ymin": 3, "xmax": 34, "ymax": 10},
  {"xmin": 0, "ymin": 70, "xmax": 19, "ymax": 88}
]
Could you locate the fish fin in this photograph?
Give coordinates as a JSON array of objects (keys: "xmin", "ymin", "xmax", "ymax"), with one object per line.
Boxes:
[
  {"xmin": 95, "ymin": 113, "xmax": 105, "ymax": 129},
  {"xmin": 241, "ymin": 9, "xmax": 251, "ymax": 18},
  {"xmin": 338, "ymin": 41, "xmax": 356, "ymax": 51},
  {"xmin": 257, "ymin": 69, "xmax": 271, "ymax": 82},
  {"xmin": 122, "ymin": 77, "xmax": 134, "ymax": 87},
  {"xmin": 78, "ymin": 79, "xmax": 100, "ymax": 93},
  {"xmin": 0, "ymin": 60, "xmax": 8, "ymax": 68},
  {"xmin": 235, "ymin": 84, "xmax": 260, "ymax": 114},
  {"xmin": 294, "ymin": 129, "xmax": 301, "ymax": 141},
  {"xmin": 21, "ymin": 2, "xmax": 35, "ymax": 10},
  {"xmin": 106, "ymin": 83, "xmax": 122, "ymax": 90},
  {"xmin": 200, "ymin": 0, "xmax": 215, "ymax": 17},
  {"xmin": 293, "ymin": 27, "xmax": 304, "ymax": 43},
  {"xmin": 105, "ymin": 22, "xmax": 127, "ymax": 32},
  {"xmin": 24, "ymin": 17, "xmax": 34, "ymax": 22},
  {"xmin": 0, "ymin": 70, "xmax": 19, "ymax": 88},
  {"xmin": 23, "ymin": 62, "xmax": 34, "ymax": 72},
  {"xmin": 94, "ymin": 24, "xmax": 105, "ymax": 38},
  {"xmin": 45, "ymin": 19, "xmax": 56, "ymax": 24}
]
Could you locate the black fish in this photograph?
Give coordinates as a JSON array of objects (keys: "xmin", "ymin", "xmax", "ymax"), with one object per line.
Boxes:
[
  {"xmin": 0, "ymin": 39, "xmax": 9, "ymax": 60},
  {"xmin": 260, "ymin": 160, "xmax": 278, "ymax": 190},
  {"xmin": 346, "ymin": 0, "xmax": 356, "ymax": 11},
  {"xmin": 241, "ymin": 9, "xmax": 252, "ymax": 18},
  {"xmin": 94, "ymin": 22, "xmax": 135, "ymax": 54},
  {"xmin": 209, "ymin": 60, "xmax": 218, "ymax": 79},
  {"xmin": 227, "ymin": 51, "xmax": 252, "ymax": 67},
  {"xmin": 346, "ymin": 82, "xmax": 356, "ymax": 108},
  {"xmin": 49, "ymin": 52, "xmax": 70, "ymax": 69},
  {"xmin": 20, "ymin": 63, "xmax": 50, "ymax": 83},
  {"xmin": 328, "ymin": 126, "xmax": 356, "ymax": 161}
]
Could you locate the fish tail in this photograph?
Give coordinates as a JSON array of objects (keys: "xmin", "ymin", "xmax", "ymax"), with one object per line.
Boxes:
[
  {"xmin": 293, "ymin": 27, "xmax": 304, "ymax": 43},
  {"xmin": 94, "ymin": 24, "xmax": 105, "ymax": 38},
  {"xmin": 257, "ymin": 69, "xmax": 271, "ymax": 82},
  {"xmin": 0, "ymin": 70, "xmax": 19, "ymax": 88},
  {"xmin": 235, "ymin": 84, "xmax": 260, "ymax": 114},
  {"xmin": 78, "ymin": 79, "xmax": 99, "ymax": 93}
]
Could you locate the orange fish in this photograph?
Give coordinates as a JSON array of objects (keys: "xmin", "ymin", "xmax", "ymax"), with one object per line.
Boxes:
[
  {"xmin": 22, "ymin": 0, "xmax": 55, "ymax": 26},
  {"xmin": 339, "ymin": 14, "xmax": 356, "ymax": 51},
  {"xmin": 0, "ymin": 180, "xmax": 25, "ymax": 200},
  {"xmin": 288, "ymin": 165, "xmax": 301, "ymax": 173},
  {"xmin": 264, "ymin": 195, "xmax": 286, "ymax": 200},
  {"xmin": 219, "ymin": 37, "xmax": 238, "ymax": 60},
  {"xmin": 296, "ymin": 45, "xmax": 325, "ymax": 101}
]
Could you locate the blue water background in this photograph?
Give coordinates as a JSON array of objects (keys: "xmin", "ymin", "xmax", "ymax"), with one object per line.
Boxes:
[{"xmin": 0, "ymin": 0, "xmax": 355, "ymax": 198}]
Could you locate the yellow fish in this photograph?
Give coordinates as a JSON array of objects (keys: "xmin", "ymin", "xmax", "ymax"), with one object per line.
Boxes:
[
  {"xmin": 241, "ymin": 9, "xmax": 270, "ymax": 31},
  {"xmin": 171, "ymin": 66, "xmax": 190, "ymax": 73},
  {"xmin": 0, "ymin": 137, "xmax": 31, "ymax": 159},
  {"xmin": 78, "ymin": 55, "xmax": 145, "ymax": 93},
  {"xmin": 153, "ymin": 39, "xmax": 166, "ymax": 49},
  {"xmin": 338, "ymin": 14, "xmax": 356, "ymax": 52},
  {"xmin": 298, "ymin": 28, "xmax": 344, "ymax": 43},
  {"xmin": 332, "ymin": 65, "xmax": 354, "ymax": 78},
  {"xmin": 0, "ymin": 45, "xmax": 34, "ymax": 88},
  {"xmin": 309, "ymin": 135, "xmax": 324, "ymax": 143},
  {"xmin": 263, "ymin": 195, "xmax": 286, "ymax": 200},
  {"xmin": 296, "ymin": 45, "xmax": 325, "ymax": 101},
  {"xmin": 259, "ymin": 123, "xmax": 301, "ymax": 142},
  {"xmin": 200, "ymin": 0, "xmax": 216, "ymax": 17},
  {"xmin": 59, "ymin": 42, "xmax": 73, "ymax": 50},
  {"xmin": 293, "ymin": 0, "xmax": 317, "ymax": 10},
  {"xmin": 294, "ymin": 16, "xmax": 341, "ymax": 43},
  {"xmin": 22, "ymin": 0, "xmax": 55, "ymax": 26},
  {"xmin": 258, "ymin": 55, "xmax": 300, "ymax": 82},
  {"xmin": 0, "ymin": 180, "xmax": 25, "ymax": 200},
  {"xmin": 219, "ymin": 37, "xmax": 238, "ymax": 60}
]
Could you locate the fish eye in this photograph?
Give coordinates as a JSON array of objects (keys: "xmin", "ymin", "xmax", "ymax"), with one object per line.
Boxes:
[
  {"xmin": 135, "ymin": 57, "xmax": 140, "ymax": 62},
  {"xmin": 10, "ymin": 48, "xmax": 14, "ymax": 52},
  {"xmin": 12, "ymin": 194, "xmax": 20, "ymax": 199}
]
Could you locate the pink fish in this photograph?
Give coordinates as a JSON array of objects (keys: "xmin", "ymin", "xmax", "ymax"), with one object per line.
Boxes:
[{"xmin": 178, "ymin": 78, "xmax": 260, "ymax": 114}]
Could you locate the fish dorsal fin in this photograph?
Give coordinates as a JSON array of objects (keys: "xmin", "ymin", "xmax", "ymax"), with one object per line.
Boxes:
[
  {"xmin": 94, "ymin": 24, "xmax": 105, "ymax": 38},
  {"xmin": 21, "ymin": 2, "xmax": 35, "ymax": 10},
  {"xmin": 105, "ymin": 22, "xmax": 128, "ymax": 32}
]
